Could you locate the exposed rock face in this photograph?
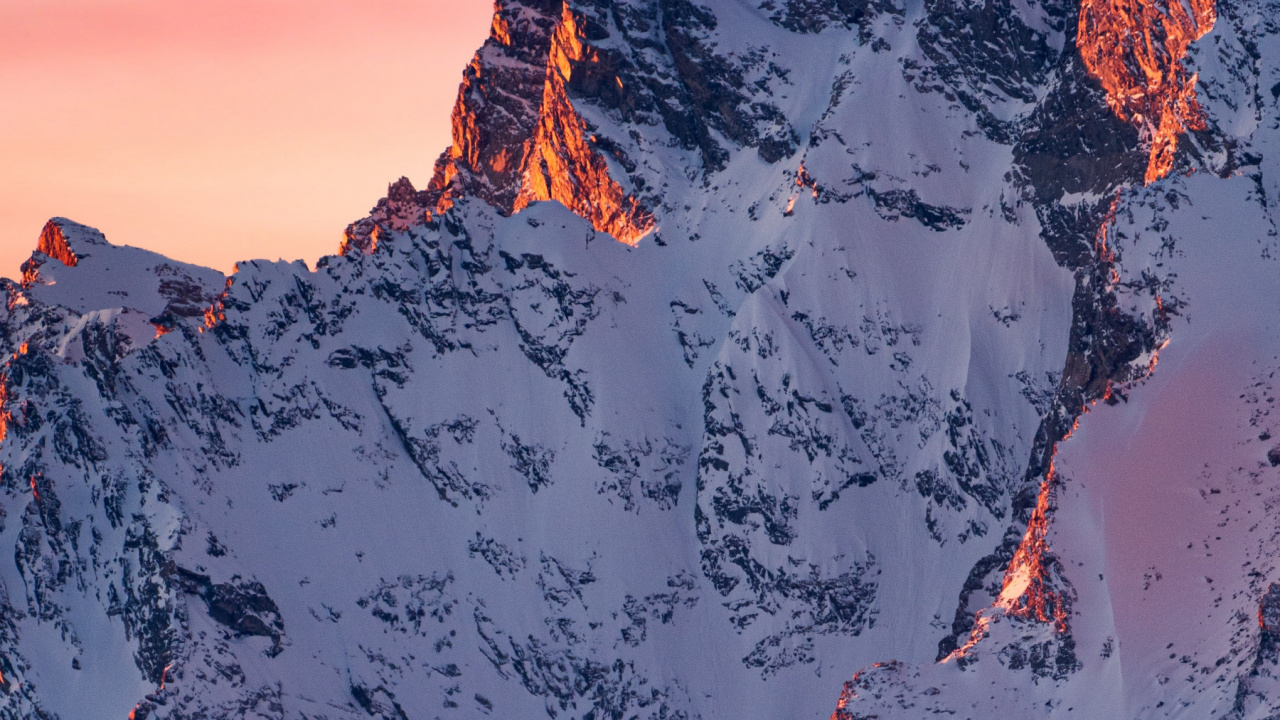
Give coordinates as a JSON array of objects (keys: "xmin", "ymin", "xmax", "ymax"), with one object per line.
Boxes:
[
  {"xmin": 34, "ymin": 220, "xmax": 79, "ymax": 269},
  {"xmin": 22, "ymin": 218, "xmax": 95, "ymax": 285},
  {"xmin": 1078, "ymin": 0, "xmax": 1217, "ymax": 184},
  {"xmin": 347, "ymin": 0, "xmax": 815, "ymax": 252},
  {"xmin": 508, "ymin": 4, "xmax": 657, "ymax": 244},
  {"xmin": 3, "ymin": 0, "xmax": 1280, "ymax": 718},
  {"xmin": 426, "ymin": 0, "xmax": 658, "ymax": 245}
]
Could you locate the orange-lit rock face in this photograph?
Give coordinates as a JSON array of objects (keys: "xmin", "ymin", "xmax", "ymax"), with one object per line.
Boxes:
[
  {"xmin": 1078, "ymin": 0, "xmax": 1216, "ymax": 184},
  {"xmin": 938, "ymin": 462, "xmax": 1069, "ymax": 667},
  {"xmin": 997, "ymin": 467, "xmax": 1069, "ymax": 631},
  {"xmin": 202, "ymin": 303, "xmax": 225, "ymax": 330},
  {"xmin": 0, "ymin": 379, "xmax": 10, "ymax": 447},
  {"xmin": 22, "ymin": 219, "xmax": 81, "ymax": 284},
  {"xmin": 510, "ymin": 5, "xmax": 654, "ymax": 246},
  {"xmin": 830, "ymin": 663, "xmax": 899, "ymax": 720},
  {"xmin": 491, "ymin": 12, "xmax": 513, "ymax": 46},
  {"xmin": 429, "ymin": 1, "xmax": 655, "ymax": 247},
  {"xmin": 36, "ymin": 219, "xmax": 78, "ymax": 267},
  {"xmin": 0, "ymin": 344, "xmax": 21, "ymax": 468},
  {"xmin": 200, "ymin": 277, "xmax": 234, "ymax": 330},
  {"xmin": 784, "ymin": 162, "xmax": 818, "ymax": 216}
]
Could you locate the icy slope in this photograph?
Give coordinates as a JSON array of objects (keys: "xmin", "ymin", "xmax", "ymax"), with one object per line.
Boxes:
[{"xmin": 0, "ymin": 0, "xmax": 1275, "ymax": 718}]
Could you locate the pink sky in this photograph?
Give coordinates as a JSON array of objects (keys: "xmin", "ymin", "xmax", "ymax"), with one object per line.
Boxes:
[{"xmin": 0, "ymin": 0, "xmax": 493, "ymax": 278}]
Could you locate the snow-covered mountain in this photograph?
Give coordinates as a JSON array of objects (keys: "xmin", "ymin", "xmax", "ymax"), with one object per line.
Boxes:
[{"xmin": 2, "ymin": 0, "xmax": 1278, "ymax": 717}]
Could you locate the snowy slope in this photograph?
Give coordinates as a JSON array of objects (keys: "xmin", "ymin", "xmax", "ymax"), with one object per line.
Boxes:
[{"xmin": 0, "ymin": 0, "xmax": 1276, "ymax": 718}]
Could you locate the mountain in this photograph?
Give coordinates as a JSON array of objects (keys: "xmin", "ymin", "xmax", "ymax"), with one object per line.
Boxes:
[{"xmin": 1, "ymin": 0, "xmax": 1278, "ymax": 718}]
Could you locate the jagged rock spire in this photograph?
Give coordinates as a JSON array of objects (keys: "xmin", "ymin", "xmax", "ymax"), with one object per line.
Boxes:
[{"xmin": 428, "ymin": 0, "xmax": 655, "ymax": 246}]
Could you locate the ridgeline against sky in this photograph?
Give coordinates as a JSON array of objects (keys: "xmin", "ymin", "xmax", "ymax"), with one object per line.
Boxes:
[{"xmin": 4, "ymin": 1, "xmax": 1280, "ymax": 719}]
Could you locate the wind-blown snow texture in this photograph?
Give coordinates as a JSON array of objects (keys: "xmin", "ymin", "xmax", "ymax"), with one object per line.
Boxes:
[{"xmin": 1, "ymin": 0, "xmax": 1278, "ymax": 718}]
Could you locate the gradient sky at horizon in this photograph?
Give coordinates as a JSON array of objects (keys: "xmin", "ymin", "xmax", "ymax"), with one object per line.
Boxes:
[{"xmin": 0, "ymin": 0, "xmax": 493, "ymax": 279}]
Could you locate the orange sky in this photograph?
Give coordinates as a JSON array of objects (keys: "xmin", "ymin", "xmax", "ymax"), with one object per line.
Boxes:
[{"xmin": 0, "ymin": 0, "xmax": 492, "ymax": 278}]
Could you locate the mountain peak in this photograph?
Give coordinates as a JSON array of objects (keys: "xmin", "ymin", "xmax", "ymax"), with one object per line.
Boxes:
[
  {"xmin": 24, "ymin": 217, "xmax": 106, "ymax": 277},
  {"xmin": 17, "ymin": 217, "xmax": 225, "ymax": 319},
  {"xmin": 36, "ymin": 218, "xmax": 84, "ymax": 267},
  {"xmin": 425, "ymin": 0, "xmax": 655, "ymax": 246},
  {"xmin": 20, "ymin": 217, "xmax": 105, "ymax": 287}
]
